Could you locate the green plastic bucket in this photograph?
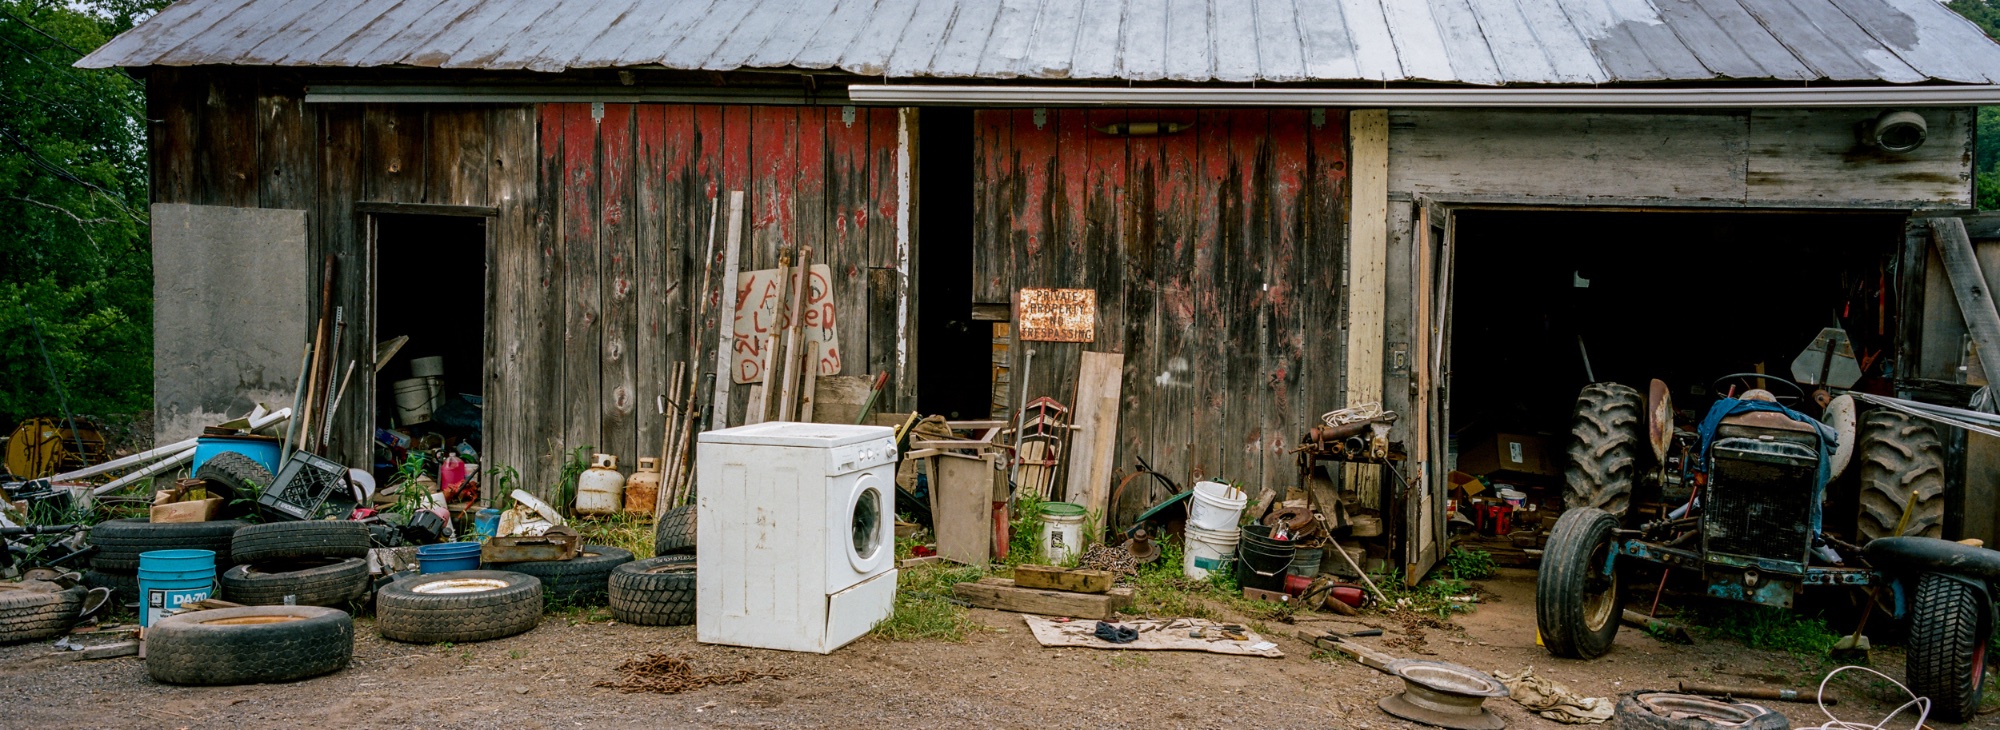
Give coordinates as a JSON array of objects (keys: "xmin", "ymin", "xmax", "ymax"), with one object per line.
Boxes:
[{"xmin": 138, "ymin": 549, "xmax": 216, "ymax": 628}]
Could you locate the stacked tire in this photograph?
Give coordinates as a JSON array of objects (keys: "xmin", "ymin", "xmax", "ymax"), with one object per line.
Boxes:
[
  {"xmin": 220, "ymin": 521, "xmax": 374, "ymax": 609},
  {"xmin": 86, "ymin": 518, "xmax": 246, "ymax": 606},
  {"xmin": 654, "ymin": 505, "xmax": 696, "ymax": 556},
  {"xmin": 608, "ymin": 555, "xmax": 697, "ymax": 626},
  {"xmin": 376, "ymin": 570, "xmax": 543, "ymax": 643},
  {"xmin": 493, "ymin": 545, "xmax": 633, "ymax": 605}
]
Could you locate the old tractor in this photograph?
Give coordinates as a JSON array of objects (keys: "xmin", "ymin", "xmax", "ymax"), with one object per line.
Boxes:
[{"xmin": 1537, "ymin": 332, "xmax": 1998, "ymax": 721}]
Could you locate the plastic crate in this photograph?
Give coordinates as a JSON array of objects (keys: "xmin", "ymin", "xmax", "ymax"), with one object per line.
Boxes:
[{"xmin": 261, "ymin": 451, "xmax": 359, "ymax": 520}]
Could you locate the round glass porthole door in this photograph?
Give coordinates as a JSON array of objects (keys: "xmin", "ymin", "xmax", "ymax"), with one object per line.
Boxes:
[{"xmin": 849, "ymin": 479, "xmax": 884, "ymax": 567}]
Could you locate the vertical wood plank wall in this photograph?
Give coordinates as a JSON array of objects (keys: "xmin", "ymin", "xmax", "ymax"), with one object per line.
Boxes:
[
  {"xmin": 973, "ymin": 109, "xmax": 1349, "ymax": 495},
  {"xmin": 148, "ymin": 70, "xmax": 902, "ymax": 496}
]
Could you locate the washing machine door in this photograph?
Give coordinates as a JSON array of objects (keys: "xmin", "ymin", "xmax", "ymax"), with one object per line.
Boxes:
[{"xmin": 836, "ymin": 469, "xmax": 893, "ymax": 583}]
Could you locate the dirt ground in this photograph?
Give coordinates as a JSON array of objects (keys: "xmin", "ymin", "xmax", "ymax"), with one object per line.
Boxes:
[{"xmin": 0, "ymin": 568, "xmax": 1978, "ymax": 729}]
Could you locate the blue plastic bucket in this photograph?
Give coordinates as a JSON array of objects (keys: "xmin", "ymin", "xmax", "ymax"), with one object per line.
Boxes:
[
  {"xmin": 471, "ymin": 509, "xmax": 502, "ymax": 542},
  {"xmin": 189, "ymin": 435, "xmax": 282, "ymax": 477},
  {"xmin": 416, "ymin": 542, "xmax": 483, "ymax": 574},
  {"xmin": 138, "ymin": 549, "xmax": 217, "ymax": 628}
]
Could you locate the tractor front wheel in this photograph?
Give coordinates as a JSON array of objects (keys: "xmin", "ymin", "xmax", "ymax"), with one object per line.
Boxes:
[
  {"xmin": 1564, "ymin": 383, "xmax": 1648, "ymax": 523},
  {"xmin": 1906, "ymin": 573, "xmax": 1989, "ymax": 723},
  {"xmin": 1538, "ymin": 507, "xmax": 1624, "ymax": 659}
]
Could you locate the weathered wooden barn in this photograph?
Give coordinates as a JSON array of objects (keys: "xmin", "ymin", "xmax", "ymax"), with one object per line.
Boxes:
[{"xmin": 85, "ymin": 0, "xmax": 2000, "ymax": 578}]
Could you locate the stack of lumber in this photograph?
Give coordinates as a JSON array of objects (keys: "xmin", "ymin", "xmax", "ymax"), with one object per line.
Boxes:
[{"xmin": 951, "ymin": 566, "xmax": 1131, "ymax": 621}]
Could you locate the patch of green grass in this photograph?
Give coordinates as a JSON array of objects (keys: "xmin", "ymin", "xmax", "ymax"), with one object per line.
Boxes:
[
  {"xmin": 872, "ymin": 562, "xmax": 988, "ymax": 641},
  {"xmin": 571, "ymin": 512, "xmax": 654, "ymax": 557},
  {"xmin": 1682, "ymin": 603, "xmax": 1842, "ymax": 656},
  {"xmin": 1371, "ymin": 568, "xmax": 1479, "ymax": 619},
  {"xmin": 1108, "ymin": 652, "xmax": 1150, "ymax": 669},
  {"xmin": 1443, "ymin": 547, "xmax": 1496, "ymax": 580},
  {"xmin": 1003, "ymin": 492, "xmax": 1047, "ymax": 567}
]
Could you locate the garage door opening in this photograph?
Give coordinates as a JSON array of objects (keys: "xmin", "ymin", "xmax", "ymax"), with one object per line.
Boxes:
[
  {"xmin": 372, "ymin": 213, "xmax": 488, "ymax": 484},
  {"xmin": 1445, "ymin": 209, "xmax": 1908, "ymax": 529}
]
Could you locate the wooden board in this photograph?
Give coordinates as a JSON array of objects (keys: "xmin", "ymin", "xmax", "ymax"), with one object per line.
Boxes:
[
  {"xmin": 730, "ymin": 265, "xmax": 842, "ymax": 383},
  {"xmin": 1012, "ymin": 564, "xmax": 1113, "ymax": 594},
  {"xmin": 933, "ymin": 451, "xmax": 996, "ymax": 566},
  {"xmin": 811, "ymin": 374, "xmax": 876, "ymax": 425},
  {"xmin": 952, "ymin": 577, "xmax": 1134, "ymax": 620},
  {"xmin": 1345, "ymin": 109, "xmax": 1390, "ymax": 506},
  {"xmin": 1064, "ymin": 351, "xmax": 1123, "ymax": 516}
]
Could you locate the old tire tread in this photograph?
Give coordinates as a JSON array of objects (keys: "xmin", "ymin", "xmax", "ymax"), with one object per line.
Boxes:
[
  {"xmin": 195, "ymin": 451, "xmax": 274, "ymax": 515},
  {"xmin": 1537, "ymin": 507, "xmax": 1622, "ymax": 660},
  {"xmin": 1906, "ymin": 573, "xmax": 1987, "ymax": 723},
  {"xmin": 608, "ymin": 556, "xmax": 697, "ymax": 626},
  {"xmin": 145, "ymin": 606, "xmax": 353, "ymax": 685},
  {"xmin": 492, "ymin": 545, "xmax": 632, "ymax": 605},
  {"xmin": 375, "ymin": 570, "xmax": 541, "ymax": 643},
  {"xmin": 654, "ymin": 505, "xmax": 697, "ymax": 556},
  {"xmin": 0, "ymin": 588, "xmax": 83, "ymax": 643},
  {"xmin": 220, "ymin": 558, "xmax": 371, "ymax": 608},
  {"xmin": 88, "ymin": 518, "xmax": 245, "ymax": 571},
  {"xmin": 1610, "ymin": 692, "xmax": 1787, "ymax": 730},
  {"xmin": 230, "ymin": 521, "xmax": 373, "ymax": 563},
  {"xmin": 1856, "ymin": 410, "xmax": 1947, "ymax": 542},
  {"xmin": 1564, "ymin": 383, "xmax": 1646, "ymax": 522}
]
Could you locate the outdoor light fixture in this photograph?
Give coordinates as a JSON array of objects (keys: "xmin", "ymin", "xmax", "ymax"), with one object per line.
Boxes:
[{"xmin": 1865, "ymin": 110, "xmax": 1928, "ymax": 153}]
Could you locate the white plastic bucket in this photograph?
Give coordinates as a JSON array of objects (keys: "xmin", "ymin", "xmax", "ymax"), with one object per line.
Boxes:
[
  {"xmin": 1041, "ymin": 502, "xmax": 1086, "ymax": 564},
  {"xmin": 410, "ymin": 356, "xmax": 445, "ymax": 378},
  {"xmin": 392, "ymin": 378, "xmax": 435, "ymax": 424},
  {"xmin": 1187, "ymin": 481, "xmax": 1248, "ymax": 531},
  {"xmin": 1183, "ymin": 523, "xmax": 1240, "ymax": 580}
]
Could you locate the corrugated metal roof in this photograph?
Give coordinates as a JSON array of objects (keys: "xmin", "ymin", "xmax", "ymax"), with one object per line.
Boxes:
[{"xmin": 77, "ymin": 0, "xmax": 2000, "ymax": 86}]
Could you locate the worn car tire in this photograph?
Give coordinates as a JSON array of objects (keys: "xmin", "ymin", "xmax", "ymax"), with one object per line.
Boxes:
[
  {"xmin": 220, "ymin": 557, "xmax": 371, "ymax": 608},
  {"xmin": 1856, "ymin": 410, "xmax": 1946, "ymax": 542},
  {"xmin": 495, "ymin": 546, "xmax": 633, "ymax": 605},
  {"xmin": 1538, "ymin": 507, "xmax": 1623, "ymax": 660},
  {"xmin": 87, "ymin": 518, "xmax": 245, "ymax": 572},
  {"xmin": 376, "ymin": 570, "xmax": 541, "ymax": 644},
  {"xmin": 654, "ymin": 505, "xmax": 697, "ymax": 556},
  {"xmin": 145, "ymin": 605, "xmax": 353, "ymax": 685},
  {"xmin": 1610, "ymin": 692, "xmax": 1787, "ymax": 730},
  {"xmin": 1564, "ymin": 382, "xmax": 1647, "ymax": 523},
  {"xmin": 1906, "ymin": 573, "xmax": 1988, "ymax": 723},
  {"xmin": 608, "ymin": 555, "xmax": 697, "ymax": 626},
  {"xmin": 84, "ymin": 569, "xmax": 138, "ymax": 605},
  {"xmin": 0, "ymin": 586, "xmax": 84, "ymax": 644},
  {"xmin": 195, "ymin": 451, "xmax": 274, "ymax": 519},
  {"xmin": 230, "ymin": 521, "xmax": 373, "ymax": 563}
]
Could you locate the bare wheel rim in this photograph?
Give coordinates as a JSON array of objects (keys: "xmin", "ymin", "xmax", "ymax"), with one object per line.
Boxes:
[
  {"xmin": 1582, "ymin": 541, "xmax": 1618, "ymax": 632},
  {"xmin": 412, "ymin": 578, "xmax": 510, "ymax": 594}
]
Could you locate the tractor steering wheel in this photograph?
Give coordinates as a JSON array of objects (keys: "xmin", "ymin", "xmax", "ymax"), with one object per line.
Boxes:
[{"xmin": 1710, "ymin": 372, "xmax": 1805, "ymax": 406}]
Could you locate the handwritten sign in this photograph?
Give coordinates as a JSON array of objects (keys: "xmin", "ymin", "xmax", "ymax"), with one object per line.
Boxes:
[
  {"xmin": 732, "ymin": 265, "xmax": 842, "ymax": 384},
  {"xmin": 1016, "ymin": 288, "xmax": 1096, "ymax": 342}
]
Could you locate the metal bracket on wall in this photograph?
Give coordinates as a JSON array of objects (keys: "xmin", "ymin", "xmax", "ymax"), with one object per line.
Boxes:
[
  {"xmin": 1388, "ymin": 343, "xmax": 1410, "ymax": 377},
  {"xmin": 1033, "ymin": 108, "xmax": 1047, "ymax": 129},
  {"xmin": 842, "ymin": 105, "xmax": 856, "ymax": 127},
  {"xmin": 591, "ymin": 101, "xmax": 605, "ymax": 122}
]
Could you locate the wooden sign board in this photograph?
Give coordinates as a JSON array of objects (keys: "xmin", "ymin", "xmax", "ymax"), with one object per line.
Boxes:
[
  {"xmin": 1016, "ymin": 288, "xmax": 1096, "ymax": 342},
  {"xmin": 732, "ymin": 265, "xmax": 841, "ymax": 384}
]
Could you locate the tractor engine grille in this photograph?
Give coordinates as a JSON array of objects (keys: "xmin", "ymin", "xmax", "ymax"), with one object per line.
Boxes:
[{"xmin": 1703, "ymin": 437, "xmax": 1817, "ymax": 567}]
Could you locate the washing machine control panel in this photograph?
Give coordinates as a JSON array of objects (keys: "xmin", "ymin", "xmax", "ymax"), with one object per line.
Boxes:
[{"xmin": 828, "ymin": 437, "xmax": 898, "ymax": 474}]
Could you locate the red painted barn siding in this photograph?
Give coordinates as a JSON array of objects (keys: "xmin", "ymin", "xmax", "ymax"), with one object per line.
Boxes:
[{"xmin": 974, "ymin": 109, "xmax": 1349, "ymax": 497}]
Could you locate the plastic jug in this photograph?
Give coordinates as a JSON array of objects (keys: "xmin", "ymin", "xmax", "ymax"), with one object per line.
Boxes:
[{"xmin": 441, "ymin": 454, "xmax": 467, "ymax": 494}]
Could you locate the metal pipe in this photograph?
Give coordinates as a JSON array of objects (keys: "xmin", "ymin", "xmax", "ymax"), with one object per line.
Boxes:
[
  {"xmin": 47, "ymin": 437, "xmax": 199, "ymax": 483},
  {"xmin": 84, "ymin": 408, "xmax": 292, "ymax": 499},
  {"xmin": 848, "ymin": 84, "xmax": 2000, "ymax": 108}
]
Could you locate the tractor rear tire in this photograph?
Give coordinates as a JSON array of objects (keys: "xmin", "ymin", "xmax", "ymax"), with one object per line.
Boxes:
[
  {"xmin": 1564, "ymin": 382, "xmax": 1647, "ymax": 523},
  {"xmin": 1537, "ymin": 507, "xmax": 1623, "ymax": 659},
  {"xmin": 1856, "ymin": 410, "xmax": 1946, "ymax": 542},
  {"xmin": 1906, "ymin": 573, "xmax": 1988, "ymax": 723}
]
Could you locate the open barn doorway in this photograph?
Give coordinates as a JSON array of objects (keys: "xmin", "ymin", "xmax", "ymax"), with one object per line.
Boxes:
[
  {"xmin": 1443, "ymin": 209, "xmax": 1908, "ymax": 551},
  {"xmin": 914, "ymin": 107, "xmax": 991, "ymax": 420},
  {"xmin": 370, "ymin": 213, "xmax": 488, "ymax": 495}
]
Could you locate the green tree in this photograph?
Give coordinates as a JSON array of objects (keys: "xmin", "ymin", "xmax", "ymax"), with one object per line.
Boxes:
[
  {"xmin": 0, "ymin": 1, "xmax": 163, "ymax": 433},
  {"xmin": 1950, "ymin": 1, "xmax": 2000, "ymax": 209}
]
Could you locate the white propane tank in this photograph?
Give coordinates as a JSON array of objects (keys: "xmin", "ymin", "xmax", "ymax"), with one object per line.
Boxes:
[{"xmin": 575, "ymin": 453, "xmax": 626, "ymax": 515}]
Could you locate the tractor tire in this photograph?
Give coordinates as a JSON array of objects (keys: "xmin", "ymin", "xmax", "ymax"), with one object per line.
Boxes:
[
  {"xmin": 145, "ymin": 606, "xmax": 353, "ymax": 685},
  {"xmin": 1906, "ymin": 573, "xmax": 1988, "ymax": 723},
  {"xmin": 654, "ymin": 505, "xmax": 697, "ymax": 556},
  {"xmin": 1856, "ymin": 410, "xmax": 1946, "ymax": 542},
  {"xmin": 0, "ymin": 586, "xmax": 84, "ymax": 644},
  {"xmin": 492, "ymin": 546, "xmax": 633, "ymax": 605},
  {"xmin": 375, "ymin": 570, "xmax": 542, "ymax": 644},
  {"xmin": 230, "ymin": 521, "xmax": 373, "ymax": 564},
  {"xmin": 87, "ymin": 518, "xmax": 245, "ymax": 572},
  {"xmin": 195, "ymin": 451, "xmax": 273, "ymax": 520},
  {"xmin": 1564, "ymin": 382, "xmax": 1647, "ymax": 523},
  {"xmin": 607, "ymin": 556, "xmax": 697, "ymax": 626},
  {"xmin": 1610, "ymin": 692, "xmax": 1787, "ymax": 730},
  {"xmin": 1538, "ymin": 507, "xmax": 1623, "ymax": 660},
  {"xmin": 219, "ymin": 557, "xmax": 372, "ymax": 608}
]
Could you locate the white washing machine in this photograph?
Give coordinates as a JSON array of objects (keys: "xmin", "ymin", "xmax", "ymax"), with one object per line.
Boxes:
[{"xmin": 696, "ymin": 421, "xmax": 898, "ymax": 654}]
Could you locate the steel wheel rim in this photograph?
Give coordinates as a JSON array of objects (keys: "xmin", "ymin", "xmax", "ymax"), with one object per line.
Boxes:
[{"xmin": 1582, "ymin": 542, "xmax": 1618, "ymax": 632}]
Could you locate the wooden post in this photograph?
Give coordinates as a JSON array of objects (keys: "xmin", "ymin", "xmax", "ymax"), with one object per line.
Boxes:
[
  {"xmin": 777, "ymin": 246, "xmax": 813, "ymax": 421},
  {"xmin": 799, "ymin": 340, "xmax": 821, "ymax": 422},
  {"xmin": 1343, "ymin": 109, "xmax": 1390, "ymax": 505},
  {"xmin": 1933, "ymin": 217, "xmax": 2000, "ymax": 390},
  {"xmin": 712, "ymin": 191, "xmax": 745, "ymax": 429}
]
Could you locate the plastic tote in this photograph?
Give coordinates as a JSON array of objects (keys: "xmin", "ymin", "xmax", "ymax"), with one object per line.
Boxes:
[
  {"xmin": 138, "ymin": 549, "xmax": 216, "ymax": 628},
  {"xmin": 416, "ymin": 542, "xmax": 483, "ymax": 574},
  {"xmin": 1187, "ymin": 481, "xmax": 1248, "ymax": 531}
]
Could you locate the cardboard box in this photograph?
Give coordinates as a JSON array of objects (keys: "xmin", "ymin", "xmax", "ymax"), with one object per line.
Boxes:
[
  {"xmin": 1455, "ymin": 432, "xmax": 1557, "ymax": 478},
  {"xmin": 150, "ymin": 492, "xmax": 221, "ymax": 523}
]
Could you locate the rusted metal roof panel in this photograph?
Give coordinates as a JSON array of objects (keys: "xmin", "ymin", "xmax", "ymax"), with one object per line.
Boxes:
[{"xmin": 77, "ymin": 0, "xmax": 2000, "ymax": 85}]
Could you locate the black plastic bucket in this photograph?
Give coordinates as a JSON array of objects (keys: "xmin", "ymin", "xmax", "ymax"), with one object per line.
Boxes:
[{"xmin": 1235, "ymin": 524, "xmax": 1296, "ymax": 592}]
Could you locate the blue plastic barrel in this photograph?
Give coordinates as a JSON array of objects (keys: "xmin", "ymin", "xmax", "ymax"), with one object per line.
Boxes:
[
  {"xmin": 416, "ymin": 542, "xmax": 483, "ymax": 573},
  {"xmin": 138, "ymin": 549, "xmax": 217, "ymax": 627},
  {"xmin": 189, "ymin": 435, "xmax": 283, "ymax": 476},
  {"xmin": 471, "ymin": 509, "xmax": 502, "ymax": 542}
]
